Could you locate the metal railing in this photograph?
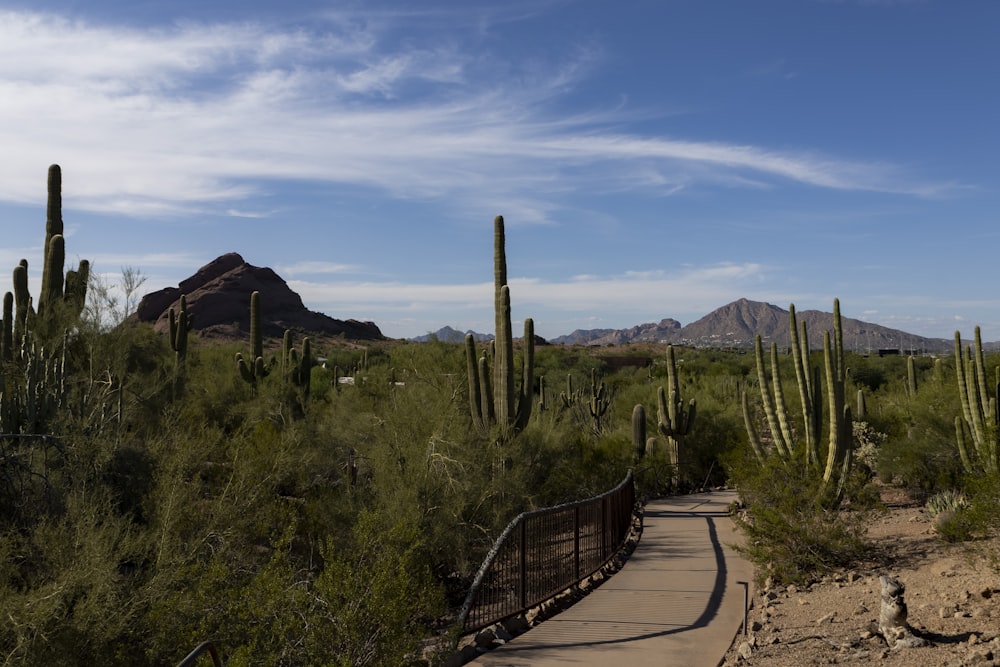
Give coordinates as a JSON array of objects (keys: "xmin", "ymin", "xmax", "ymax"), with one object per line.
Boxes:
[
  {"xmin": 175, "ymin": 641, "xmax": 223, "ymax": 667},
  {"xmin": 456, "ymin": 470, "xmax": 636, "ymax": 634}
]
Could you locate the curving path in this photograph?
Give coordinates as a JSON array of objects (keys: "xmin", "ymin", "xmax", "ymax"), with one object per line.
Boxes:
[{"xmin": 466, "ymin": 490, "xmax": 754, "ymax": 667}]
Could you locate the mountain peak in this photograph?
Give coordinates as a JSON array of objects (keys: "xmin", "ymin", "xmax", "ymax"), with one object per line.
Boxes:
[{"xmin": 135, "ymin": 253, "xmax": 384, "ymax": 341}]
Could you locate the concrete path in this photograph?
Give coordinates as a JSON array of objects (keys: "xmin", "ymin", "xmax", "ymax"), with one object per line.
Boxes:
[{"xmin": 467, "ymin": 491, "xmax": 754, "ymax": 667}]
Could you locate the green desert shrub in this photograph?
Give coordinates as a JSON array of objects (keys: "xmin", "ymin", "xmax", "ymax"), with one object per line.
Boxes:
[{"xmin": 728, "ymin": 454, "xmax": 878, "ymax": 586}]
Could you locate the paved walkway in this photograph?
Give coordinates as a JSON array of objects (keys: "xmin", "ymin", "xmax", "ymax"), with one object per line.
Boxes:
[{"xmin": 467, "ymin": 491, "xmax": 754, "ymax": 667}]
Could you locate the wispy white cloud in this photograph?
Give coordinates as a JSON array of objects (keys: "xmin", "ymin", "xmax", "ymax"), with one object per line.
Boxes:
[
  {"xmin": 287, "ymin": 262, "xmax": 768, "ymax": 336},
  {"xmin": 0, "ymin": 9, "xmax": 952, "ymax": 223},
  {"xmin": 279, "ymin": 261, "xmax": 359, "ymax": 275}
]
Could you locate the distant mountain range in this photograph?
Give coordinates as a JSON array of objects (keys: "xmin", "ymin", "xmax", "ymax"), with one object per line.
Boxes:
[
  {"xmin": 410, "ymin": 326, "xmax": 493, "ymax": 344},
  {"xmin": 416, "ymin": 298, "xmax": 963, "ymax": 354}
]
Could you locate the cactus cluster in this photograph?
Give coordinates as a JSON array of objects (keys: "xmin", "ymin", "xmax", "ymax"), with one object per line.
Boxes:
[
  {"xmin": 1, "ymin": 165, "xmax": 88, "ymax": 434},
  {"xmin": 742, "ymin": 299, "xmax": 853, "ymax": 498},
  {"xmin": 465, "ymin": 216, "xmax": 534, "ymax": 439},
  {"xmin": 953, "ymin": 327, "xmax": 999, "ymax": 474},
  {"xmin": 37, "ymin": 165, "xmax": 90, "ymax": 330}
]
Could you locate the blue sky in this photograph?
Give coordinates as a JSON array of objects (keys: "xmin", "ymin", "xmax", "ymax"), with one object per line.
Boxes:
[{"xmin": 1, "ymin": 0, "xmax": 997, "ymax": 341}]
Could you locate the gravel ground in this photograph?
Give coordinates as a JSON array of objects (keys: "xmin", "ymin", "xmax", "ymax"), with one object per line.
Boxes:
[{"xmin": 721, "ymin": 491, "xmax": 1000, "ymax": 667}]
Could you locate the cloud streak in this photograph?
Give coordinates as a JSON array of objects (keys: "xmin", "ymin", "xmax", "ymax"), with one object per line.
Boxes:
[{"xmin": 0, "ymin": 9, "xmax": 950, "ymax": 222}]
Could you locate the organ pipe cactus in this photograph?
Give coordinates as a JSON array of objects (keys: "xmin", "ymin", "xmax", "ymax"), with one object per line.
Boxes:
[
  {"xmin": 821, "ymin": 301, "xmax": 852, "ymax": 488},
  {"xmin": 236, "ymin": 291, "xmax": 268, "ymax": 393},
  {"xmin": 953, "ymin": 327, "xmax": 999, "ymax": 474},
  {"xmin": 466, "ymin": 215, "xmax": 534, "ymax": 439},
  {"xmin": 742, "ymin": 299, "xmax": 853, "ymax": 500}
]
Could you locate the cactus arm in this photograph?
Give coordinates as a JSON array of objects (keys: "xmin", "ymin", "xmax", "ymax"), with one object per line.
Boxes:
[
  {"xmin": 955, "ymin": 416, "xmax": 974, "ymax": 474},
  {"xmin": 465, "ymin": 334, "xmax": 486, "ymax": 435},
  {"xmin": 821, "ymin": 301, "xmax": 850, "ymax": 486},
  {"xmin": 632, "ymin": 403, "xmax": 647, "ymax": 462},
  {"xmin": 1, "ymin": 292, "xmax": 11, "ymax": 362},
  {"xmin": 740, "ymin": 389, "xmax": 766, "ymax": 464},
  {"xmin": 250, "ymin": 291, "xmax": 262, "ymax": 363},
  {"xmin": 13, "ymin": 261, "xmax": 30, "ymax": 341},
  {"xmin": 769, "ymin": 341, "xmax": 796, "ymax": 455},
  {"xmin": 789, "ymin": 305, "xmax": 817, "ymax": 466},
  {"xmin": 494, "ymin": 285, "xmax": 515, "ymax": 430},
  {"xmin": 513, "ymin": 317, "xmax": 534, "ymax": 432},
  {"xmin": 754, "ymin": 335, "xmax": 789, "ymax": 459}
]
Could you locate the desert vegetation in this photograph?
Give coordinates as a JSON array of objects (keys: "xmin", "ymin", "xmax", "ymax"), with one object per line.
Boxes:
[{"xmin": 2, "ymin": 168, "xmax": 998, "ymax": 665}]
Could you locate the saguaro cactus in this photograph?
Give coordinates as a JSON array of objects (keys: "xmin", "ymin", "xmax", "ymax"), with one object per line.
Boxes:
[
  {"xmin": 632, "ymin": 403, "xmax": 649, "ymax": 462},
  {"xmin": 588, "ymin": 369, "xmax": 612, "ymax": 432},
  {"xmin": 656, "ymin": 344, "xmax": 697, "ymax": 487},
  {"xmin": 906, "ymin": 355, "xmax": 918, "ymax": 396},
  {"xmin": 236, "ymin": 291, "xmax": 268, "ymax": 393},
  {"xmin": 466, "ymin": 215, "xmax": 534, "ymax": 439},
  {"xmin": 169, "ymin": 294, "xmax": 192, "ymax": 397},
  {"xmin": 36, "ymin": 165, "xmax": 89, "ymax": 325},
  {"xmin": 281, "ymin": 329, "xmax": 314, "ymax": 409},
  {"xmin": 559, "ymin": 373, "xmax": 581, "ymax": 408}
]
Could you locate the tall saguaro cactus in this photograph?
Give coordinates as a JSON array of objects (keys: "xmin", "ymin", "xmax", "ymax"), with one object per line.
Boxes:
[
  {"xmin": 236, "ymin": 291, "xmax": 268, "ymax": 394},
  {"xmin": 36, "ymin": 165, "xmax": 89, "ymax": 326},
  {"xmin": 466, "ymin": 215, "xmax": 534, "ymax": 439},
  {"xmin": 656, "ymin": 344, "xmax": 697, "ymax": 487}
]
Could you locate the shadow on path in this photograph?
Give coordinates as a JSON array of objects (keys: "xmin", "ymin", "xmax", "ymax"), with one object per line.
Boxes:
[{"xmin": 492, "ymin": 515, "xmax": 729, "ymax": 654}]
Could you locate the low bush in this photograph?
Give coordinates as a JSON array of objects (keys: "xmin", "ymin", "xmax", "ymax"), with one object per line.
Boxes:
[{"xmin": 729, "ymin": 454, "xmax": 879, "ymax": 586}]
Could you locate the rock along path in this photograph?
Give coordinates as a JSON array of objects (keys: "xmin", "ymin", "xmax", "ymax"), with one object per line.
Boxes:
[{"xmin": 466, "ymin": 490, "xmax": 754, "ymax": 667}]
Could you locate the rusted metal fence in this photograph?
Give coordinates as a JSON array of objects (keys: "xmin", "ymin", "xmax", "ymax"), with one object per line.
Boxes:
[{"xmin": 456, "ymin": 470, "xmax": 636, "ymax": 634}]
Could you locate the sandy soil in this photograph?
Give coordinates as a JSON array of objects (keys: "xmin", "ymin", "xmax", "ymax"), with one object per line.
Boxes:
[{"xmin": 721, "ymin": 489, "xmax": 1000, "ymax": 667}]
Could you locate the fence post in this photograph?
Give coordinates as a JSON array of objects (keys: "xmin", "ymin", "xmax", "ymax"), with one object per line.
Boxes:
[
  {"xmin": 518, "ymin": 519, "xmax": 528, "ymax": 610},
  {"xmin": 574, "ymin": 505, "xmax": 581, "ymax": 581}
]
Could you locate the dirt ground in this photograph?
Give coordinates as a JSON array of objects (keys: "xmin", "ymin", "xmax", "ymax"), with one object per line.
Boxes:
[{"xmin": 721, "ymin": 488, "xmax": 1000, "ymax": 667}]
